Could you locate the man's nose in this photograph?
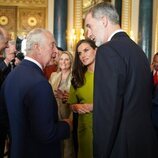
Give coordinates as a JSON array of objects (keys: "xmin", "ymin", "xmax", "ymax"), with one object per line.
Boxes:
[
  {"xmin": 53, "ymin": 45, "xmax": 58, "ymax": 53},
  {"xmin": 86, "ymin": 30, "xmax": 92, "ymax": 39},
  {"xmin": 52, "ymin": 52, "xmax": 56, "ymax": 58}
]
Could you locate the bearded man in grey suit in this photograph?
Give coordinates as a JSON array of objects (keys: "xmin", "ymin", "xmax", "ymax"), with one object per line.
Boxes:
[
  {"xmin": 0, "ymin": 28, "xmax": 71, "ymax": 158},
  {"xmin": 85, "ymin": 2, "xmax": 158, "ymax": 158}
]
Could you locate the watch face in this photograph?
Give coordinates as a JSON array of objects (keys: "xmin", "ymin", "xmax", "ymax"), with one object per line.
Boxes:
[
  {"xmin": 0, "ymin": 15, "xmax": 8, "ymax": 26},
  {"xmin": 27, "ymin": 16, "xmax": 37, "ymax": 27}
]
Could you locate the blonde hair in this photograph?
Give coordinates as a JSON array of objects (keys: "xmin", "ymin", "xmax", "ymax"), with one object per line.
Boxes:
[{"xmin": 57, "ymin": 51, "xmax": 73, "ymax": 72}]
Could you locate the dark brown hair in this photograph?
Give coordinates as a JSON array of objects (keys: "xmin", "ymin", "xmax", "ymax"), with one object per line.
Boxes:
[{"xmin": 71, "ymin": 38, "xmax": 97, "ymax": 89}]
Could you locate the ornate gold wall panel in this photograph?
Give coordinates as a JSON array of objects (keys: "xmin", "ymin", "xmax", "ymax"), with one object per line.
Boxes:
[
  {"xmin": 0, "ymin": 6, "xmax": 17, "ymax": 39},
  {"xmin": 121, "ymin": 0, "xmax": 132, "ymax": 35},
  {"xmin": 0, "ymin": 0, "xmax": 47, "ymax": 7},
  {"xmin": 18, "ymin": 7, "xmax": 46, "ymax": 35},
  {"xmin": 74, "ymin": 0, "xmax": 83, "ymax": 30},
  {"xmin": 155, "ymin": 10, "xmax": 158, "ymax": 53},
  {"xmin": 83, "ymin": 0, "xmax": 111, "ymax": 14},
  {"xmin": 0, "ymin": 0, "xmax": 47, "ymax": 39},
  {"xmin": 153, "ymin": 0, "xmax": 158, "ymax": 55}
]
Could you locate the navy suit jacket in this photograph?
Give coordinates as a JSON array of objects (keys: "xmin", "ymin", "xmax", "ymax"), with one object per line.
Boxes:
[
  {"xmin": 93, "ymin": 32, "xmax": 158, "ymax": 158},
  {"xmin": 0, "ymin": 59, "xmax": 70, "ymax": 158},
  {"xmin": 0, "ymin": 58, "xmax": 11, "ymax": 86}
]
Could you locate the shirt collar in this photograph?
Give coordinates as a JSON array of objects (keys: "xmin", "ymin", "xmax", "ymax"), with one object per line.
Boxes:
[
  {"xmin": 107, "ymin": 29, "xmax": 124, "ymax": 41},
  {"xmin": 24, "ymin": 56, "xmax": 43, "ymax": 70}
]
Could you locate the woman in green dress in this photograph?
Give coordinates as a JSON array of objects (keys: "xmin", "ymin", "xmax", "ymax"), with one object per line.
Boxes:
[{"xmin": 68, "ymin": 39, "xmax": 97, "ymax": 158}]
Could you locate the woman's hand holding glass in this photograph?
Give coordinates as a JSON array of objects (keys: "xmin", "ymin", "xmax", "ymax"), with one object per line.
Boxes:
[{"xmin": 54, "ymin": 89, "xmax": 69, "ymax": 103}]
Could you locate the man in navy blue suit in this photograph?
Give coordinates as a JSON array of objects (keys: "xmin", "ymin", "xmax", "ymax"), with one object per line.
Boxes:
[
  {"xmin": 85, "ymin": 2, "xmax": 158, "ymax": 158},
  {"xmin": 0, "ymin": 28, "xmax": 71, "ymax": 158}
]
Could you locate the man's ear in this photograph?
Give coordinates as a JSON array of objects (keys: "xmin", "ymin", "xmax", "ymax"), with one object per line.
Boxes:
[
  {"xmin": 102, "ymin": 16, "xmax": 108, "ymax": 27},
  {"xmin": 33, "ymin": 43, "xmax": 41, "ymax": 55},
  {"xmin": 33, "ymin": 43, "xmax": 39, "ymax": 50}
]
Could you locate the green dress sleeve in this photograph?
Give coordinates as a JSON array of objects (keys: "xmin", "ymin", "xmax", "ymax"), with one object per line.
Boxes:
[
  {"xmin": 68, "ymin": 85, "xmax": 78, "ymax": 104},
  {"xmin": 68, "ymin": 71, "xmax": 94, "ymax": 105}
]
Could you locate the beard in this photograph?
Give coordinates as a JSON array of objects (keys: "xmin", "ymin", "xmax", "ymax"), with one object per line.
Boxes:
[
  {"xmin": 94, "ymin": 27, "xmax": 107, "ymax": 47},
  {"xmin": 95, "ymin": 40, "xmax": 104, "ymax": 47},
  {"xmin": 95, "ymin": 34, "xmax": 105, "ymax": 47}
]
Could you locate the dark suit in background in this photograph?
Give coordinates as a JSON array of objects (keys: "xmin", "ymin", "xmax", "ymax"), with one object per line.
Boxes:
[
  {"xmin": 0, "ymin": 58, "xmax": 13, "ymax": 85},
  {"xmin": 0, "ymin": 59, "xmax": 10, "ymax": 157},
  {"xmin": 0, "ymin": 26, "xmax": 10, "ymax": 158},
  {"xmin": 0, "ymin": 56, "xmax": 15, "ymax": 158},
  {"xmin": 152, "ymin": 84, "xmax": 158, "ymax": 136},
  {"xmin": 0, "ymin": 59, "xmax": 70, "ymax": 158}
]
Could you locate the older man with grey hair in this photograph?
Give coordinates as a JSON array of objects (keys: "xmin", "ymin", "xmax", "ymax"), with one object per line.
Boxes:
[
  {"xmin": 85, "ymin": 2, "xmax": 158, "ymax": 158},
  {"xmin": 0, "ymin": 28, "xmax": 71, "ymax": 158}
]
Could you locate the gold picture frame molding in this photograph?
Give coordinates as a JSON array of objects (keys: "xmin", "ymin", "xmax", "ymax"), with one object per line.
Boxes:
[{"xmin": 0, "ymin": 0, "xmax": 47, "ymax": 7}]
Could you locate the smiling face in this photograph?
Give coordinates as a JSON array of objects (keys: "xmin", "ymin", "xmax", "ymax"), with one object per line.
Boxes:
[
  {"xmin": 85, "ymin": 13, "xmax": 107, "ymax": 46},
  {"xmin": 77, "ymin": 42, "xmax": 96, "ymax": 67},
  {"xmin": 58, "ymin": 53, "xmax": 71, "ymax": 71}
]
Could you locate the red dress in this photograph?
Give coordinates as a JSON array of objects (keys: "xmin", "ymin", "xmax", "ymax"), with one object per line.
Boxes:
[
  {"xmin": 153, "ymin": 71, "xmax": 158, "ymax": 86},
  {"xmin": 43, "ymin": 64, "xmax": 57, "ymax": 80}
]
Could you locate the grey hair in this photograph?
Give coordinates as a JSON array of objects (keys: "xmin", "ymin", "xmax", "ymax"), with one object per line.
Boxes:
[
  {"xmin": 25, "ymin": 28, "xmax": 52, "ymax": 54},
  {"xmin": 88, "ymin": 2, "xmax": 119, "ymax": 24},
  {"xmin": 62, "ymin": 51, "xmax": 74, "ymax": 66}
]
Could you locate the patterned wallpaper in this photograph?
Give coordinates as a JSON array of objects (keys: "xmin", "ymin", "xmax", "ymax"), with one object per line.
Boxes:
[
  {"xmin": 18, "ymin": 7, "xmax": 46, "ymax": 34},
  {"xmin": 0, "ymin": 6, "xmax": 17, "ymax": 39},
  {"xmin": 0, "ymin": 0, "xmax": 47, "ymax": 39},
  {"xmin": 0, "ymin": 0, "xmax": 47, "ymax": 6}
]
